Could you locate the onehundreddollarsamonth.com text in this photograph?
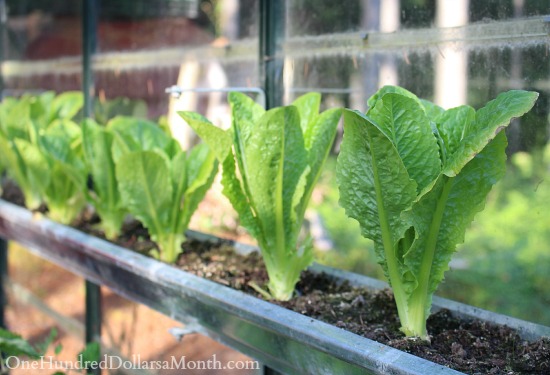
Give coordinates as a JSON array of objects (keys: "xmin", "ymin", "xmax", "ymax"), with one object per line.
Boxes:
[{"xmin": 3, "ymin": 354, "xmax": 261, "ymax": 371}]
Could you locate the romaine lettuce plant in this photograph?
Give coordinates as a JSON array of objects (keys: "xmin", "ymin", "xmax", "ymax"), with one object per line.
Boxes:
[
  {"xmin": 110, "ymin": 117, "xmax": 218, "ymax": 263},
  {"xmin": 336, "ymin": 86, "xmax": 538, "ymax": 340},
  {"xmin": 0, "ymin": 95, "xmax": 47, "ymax": 209},
  {"xmin": 82, "ymin": 119, "xmax": 126, "ymax": 239},
  {"xmin": 179, "ymin": 92, "xmax": 342, "ymax": 300},
  {"xmin": 0, "ymin": 92, "xmax": 84, "ymax": 212},
  {"xmin": 37, "ymin": 119, "xmax": 88, "ymax": 224}
]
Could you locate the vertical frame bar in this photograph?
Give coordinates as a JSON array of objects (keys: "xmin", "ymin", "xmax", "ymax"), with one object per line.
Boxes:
[
  {"xmin": 258, "ymin": 2, "xmax": 285, "ymax": 373},
  {"xmin": 83, "ymin": 0, "xmax": 98, "ymax": 117},
  {"xmin": 0, "ymin": 237, "xmax": 7, "ymax": 330},
  {"xmin": 0, "ymin": 0, "xmax": 6, "ymax": 99},
  {"xmin": 259, "ymin": 0, "xmax": 285, "ymax": 109},
  {"xmin": 0, "ymin": 2, "xmax": 6, "ymax": 329},
  {"xmin": 82, "ymin": 1, "xmax": 101, "ymax": 373}
]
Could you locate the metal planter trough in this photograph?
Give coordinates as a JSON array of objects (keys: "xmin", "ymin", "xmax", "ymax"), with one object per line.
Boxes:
[{"xmin": 0, "ymin": 198, "xmax": 548, "ymax": 375}]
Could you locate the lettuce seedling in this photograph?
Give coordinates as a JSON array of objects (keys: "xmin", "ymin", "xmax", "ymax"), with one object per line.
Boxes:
[
  {"xmin": 111, "ymin": 117, "xmax": 218, "ymax": 263},
  {"xmin": 0, "ymin": 96, "xmax": 45, "ymax": 209},
  {"xmin": 37, "ymin": 119, "xmax": 88, "ymax": 224},
  {"xmin": 179, "ymin": 92, "xmax": 342, "ymax": 300},
  {"xmin": 336, "ymin": 86, "xmax": 538, "ymax": 340},
  {"xmin": 82, "ymin": 119, "xmax": 126, "ymax": 239},
  {"xmin": 0, "ymin": 92, "xmax": 84, "ymax": 210}
]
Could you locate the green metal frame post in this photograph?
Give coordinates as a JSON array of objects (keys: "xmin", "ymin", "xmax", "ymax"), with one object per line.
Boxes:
[
  {"xmin": 259, "ymin": 0, "xmax": 286, "ymax": 109},
  {"xmin": 82, "ymin": 1, "xmax": 101, "ymax": 373},
  {"xmin": 0, "ymin": 238, "xmax": 7, "ymax": 329},
  {"xmin": 0, "ymin": 0, "xmax": 6, "ymax": 98},
  {"xmin": 259, "ymin": 1, "xmax": 286, "ymax": 373},
  {"xmin": 0, "ymin": 0, "xmax": 7, "ymax": 328}
]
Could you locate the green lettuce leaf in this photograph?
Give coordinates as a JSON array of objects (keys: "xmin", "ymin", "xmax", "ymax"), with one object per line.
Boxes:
[{"xmin": 82, "ymin": 119, "xmax": 125, "ymax": 239}]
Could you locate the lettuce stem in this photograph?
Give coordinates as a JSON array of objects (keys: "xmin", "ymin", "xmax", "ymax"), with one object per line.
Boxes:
[
  {"xmin": 157, "ymin": 233, "xmax": 185, "ymax": 263},
  {"xmin": 404, "ymin": 176, "xmax": 454, "ymax": 339}
]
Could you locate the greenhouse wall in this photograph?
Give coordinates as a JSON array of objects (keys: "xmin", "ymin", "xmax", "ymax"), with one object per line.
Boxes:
[{"xmin": 0, "ymin": 0, "xmax": 549, "ymax": 371}]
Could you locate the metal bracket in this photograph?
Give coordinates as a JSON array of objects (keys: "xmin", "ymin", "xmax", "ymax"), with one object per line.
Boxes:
[
  {"xmin": 168, "ymin": 325, "xmax": 202, "ymax": 342},
  {"xmin": 165, "ymin": 86, "xmax": 266, "ymax": 108}
]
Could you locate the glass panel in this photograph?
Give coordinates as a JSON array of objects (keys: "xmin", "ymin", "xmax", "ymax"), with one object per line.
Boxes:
[
  {"xmin": 93, "ymin": 0, "xmax": 259, "ymax": 148},
  {"xmin": 285, "ymin": 0, "xmax": 550, "ymax": 325},
  {"xmin": 1, "ymin": 0, "xmax": 82, "ymax": 97}
]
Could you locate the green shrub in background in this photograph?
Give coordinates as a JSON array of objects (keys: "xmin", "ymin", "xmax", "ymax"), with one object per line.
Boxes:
[{"xmin": 438, "ymin": 142, "xmax": 550, "ymax": 325}]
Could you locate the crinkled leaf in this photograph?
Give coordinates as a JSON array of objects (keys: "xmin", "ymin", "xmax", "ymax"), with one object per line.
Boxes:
[
  {"xmin": 4, "ymin": 97, "xmax": 31, "ymax": 140},
  {"xmin": 229, "ymin": 92, "xmax": 265, "ymax": 128},
  {"xmin": 43, "ymin": 161, "xmax": 86, "ymax": 224},
  {"xmin": 443, "ymin": 90, "xmax": 538, "ymax": 176},
  {"xmin": 404, "ymin": 132, "xmax": 508, "ymax": 318},
  {"xmin": 297, "ymin": 107, "xmax": 341, "ymax": 218},
  {"xmin": 170, "ymin": 150, "xmax": 188, "ymax": 210},
  {"xmin": 0, "ymin": 97, "xmax": 18, "ymax": 131},
  {"xmin": 40, "ymin": 120, "xmax": 86, "ymax": 188},
  {"xmin": 11, "ymin": 138, "xmax": 49, "ymax": 208},
  {"xmin": 436, "ymin": 105, "xmax": 475, "ymax": 158},
  {"xmin": 292, "ymin": 92, "xmax": 321, "ymax": 135},
  {"xmin": 220, "ymin": 153, "xmax": 261, "ymax": 240},
  {"xmin": 244, "ymin": 107, "xmax": 308, "ymax": 249},
  {"xmin": 229, "ymin": 93, "xmax": 265, "ymax": 201},
  {"xmin": 179, "ymin": 143, "xmax": 218, "ymax": 230},
  {"xmin": 368, "ymin": 94, "xmax": 441, "ymax": 192},
  {"xmin": 116, "ymin": 150, "xmax": 172, "ymax": 242},
  {"xmin": 82, "ymin": 119, "xmax": 117, "ymax": 206},
  {"xmin": 178, "ymin": 111, "xmax": 232, "ymax": 161},
  {"xmin": 419, "ymin": 99, "xmax": 444, "ymax": 122},
  {"xmin": 82, "ymin": 119, "xmax": 125, "ymax": 237},
  {"xmin": 336, "ymin": 109, "xmax": 417, "ymax": 273},
  {"xmin": 367, "ymin": 85, "xmax": 423, "ymax": 109},
  {"xmin": 108, "ymin": 117, "xmax": 173, "ymax": 161},
  {"xmin": 30, "ymin": 91, "xmax": 56, "ymax": 128},
  {"xmin": 48, "ymin": 91, "xmax": 83, "ymax": 123}
]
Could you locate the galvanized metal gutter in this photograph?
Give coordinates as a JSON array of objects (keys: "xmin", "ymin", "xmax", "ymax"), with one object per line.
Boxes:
[{"xmin": 1, "ymin": 199, "xmax": 548, "ymax": 374}]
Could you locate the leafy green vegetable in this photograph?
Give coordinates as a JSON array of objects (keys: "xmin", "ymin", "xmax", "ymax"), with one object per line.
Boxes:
[
  {"xmin": 0, "ymin": 92, "xmax": 84, "ymax": 211},
  {"xmin": 37, "ymin": 119, "xmax": 88, "ymax": 224},
  {"xmin": 0, "ymin": 96, "xmax": 43, "ymax": 209},
  {"xmin": 113, "ymin": 118, "xmax": 217, "ymax": 263},
  {"xmin": 179, "ymin": 92, "xmax": 341, "ymax": 300},
  {"xmin": 336, "ymin": 86, "xmax": 538, "ymax": 339},
  {"xmin": 0, "ymin": 328, "xmax": 41, "ymax": 359},
  {"xmin": 82, "ymin": 119, "xmax": 126, "ymax": 239}
]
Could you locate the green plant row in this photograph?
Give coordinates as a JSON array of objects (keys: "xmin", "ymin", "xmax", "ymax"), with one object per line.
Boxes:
[
  {"xmin": 0, "ymin": 87, "xmax": 538, "ymax": 341},
  {"xmin": 0, "ymin": 91, "xmax": 217, "ymax": 263}
]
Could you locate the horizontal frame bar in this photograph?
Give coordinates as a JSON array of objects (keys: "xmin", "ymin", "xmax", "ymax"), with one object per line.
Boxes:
[{"xmin": 3, "ymin": 16, "xmax": 548, "ymax": 79}]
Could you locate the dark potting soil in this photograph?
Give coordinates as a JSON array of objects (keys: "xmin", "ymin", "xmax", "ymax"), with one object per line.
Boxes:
[{"xmin": 2, "ymin": 182, "xmax": 549, "ymax": 374}]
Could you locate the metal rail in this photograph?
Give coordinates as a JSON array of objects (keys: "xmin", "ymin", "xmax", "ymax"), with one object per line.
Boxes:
[
  {"xmin": 0, "ymin": 199, "xmax": 467, "ymax": 375},
  {"xmin": 2, "ymin": 16, "xmax": 547, "ymax": 79},
  {"xmin": 165, "ymin": 85, "xmax": 266, "ymax": 108}
]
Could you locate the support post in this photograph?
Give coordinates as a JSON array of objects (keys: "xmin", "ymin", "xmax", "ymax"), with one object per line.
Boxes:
[
  {"xmin": 82, "ymin": 1, "xmax": 101, "ymax": 373},
  {"xmin": 0, "ymin": 0, "xmax": 6, "ymax": 99},
  {"xmin": 259, "ymin": 0, "xmax": 285, "ymax": 109},
  {"xmin": 0, "ymin": 238, "xmax": 7, "ymax": 329},
  {"xmin": 258, "ymin": 2, "xmax": 285, "ymax": 372}
]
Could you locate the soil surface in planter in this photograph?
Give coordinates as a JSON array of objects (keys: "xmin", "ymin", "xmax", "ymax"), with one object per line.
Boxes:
[{"xmin": 2, "ymin": 182, "xmax": 549, "ymax": 374}]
